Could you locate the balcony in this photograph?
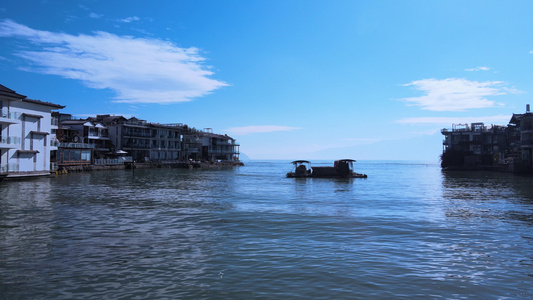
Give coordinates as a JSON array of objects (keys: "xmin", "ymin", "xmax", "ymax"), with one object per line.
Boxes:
[
  {"xmin": 58, "ymin": 142, "xmax": 95, "ymax": 149},
  {"xmin": 0, "ymin": 137, "xmax": 21, "ymax": 148},
  {"xmin": 123, "ymin": 143, "xmax": 151, "ymax": 149},
  {"xmin": 50, "ymin": 139, "xmax": 60, "ymax": 147},
  {"xmin": 1, "ymin": 163, "xmax": 19, "ymax": 173},
  {"xmin": 123, "ymin": 130, "xmax": 152, "ymax": 138},
  {"xmin": 88, "ymin": 133, "xmax": 110, "ymax": 140},
  {"xmin": 0, "ymin": 111, "xmax": 21, "ymax": 124},
  {"xmin": 213, "ymin": 140, "xmax": 240, "ymax": 146}
]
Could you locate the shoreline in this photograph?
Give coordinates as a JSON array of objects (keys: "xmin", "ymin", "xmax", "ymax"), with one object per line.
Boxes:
[{"xmin": 1, "ymin": 161, "xmax": 244, "ymax": 181}]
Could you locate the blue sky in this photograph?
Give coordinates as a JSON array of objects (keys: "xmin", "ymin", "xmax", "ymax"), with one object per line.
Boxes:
[{"xmin": 1, "ymin": 0, "xmax": 532, "ymax": 162}]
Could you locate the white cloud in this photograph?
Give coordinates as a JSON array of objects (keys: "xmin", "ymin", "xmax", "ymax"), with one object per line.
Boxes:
[
  {"xmin": 225, "ymin": 125, "xmax": 303, "ymax": 135},
  {"xmin": 397, "ymin": 115, "xmax": 511, "ymax": 126},
  {"xmin": 465, "ymin": 66, "xmax": 490, "ymax": 71},
  {"xmin": 118, "ymin": 16, "xmax": 140, "ymax": 23},
  {"xmin": 89, "ymin": 12, "xmax": 103, "ymax": 19},
  {"xmin": 400, "ymin": 78, "xmax": 517, "ymax": 111},
  {"xmin": 0, "ymin": 19, "xmax": 228, "ymax": 104}
]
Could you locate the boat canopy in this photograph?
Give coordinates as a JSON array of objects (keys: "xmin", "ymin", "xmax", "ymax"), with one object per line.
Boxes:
[
  {"xmin": 291, "ymin": 160, "xmax": 311, "ymax": 164},
  {"xmin": 335, "ymin": 159, "xmax": 356, "ymax": 163}
]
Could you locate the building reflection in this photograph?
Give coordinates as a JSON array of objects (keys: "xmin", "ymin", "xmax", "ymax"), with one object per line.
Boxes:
[{"xmin": 441, "ymin": 170, "xmax": 533, "ymax": 225}]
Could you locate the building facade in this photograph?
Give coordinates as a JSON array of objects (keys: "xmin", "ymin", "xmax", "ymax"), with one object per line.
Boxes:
[
  {"xmin": 95, "ymin": 116, "xmax": 240, "ymax": 163},
  {"xmin": 200, "ymin": 128, "xmax": 240, "ymax": 162},
  {"xmin": 0, "ymin": 84, "xmax": 64, "ymax": 178},
  {"xmin": 441, "ymin": 105, "xmax": 533, "ymax": 173},
  {"xmin": 96, "ymin": 116, "xmax": 184, "ymax": 162}
]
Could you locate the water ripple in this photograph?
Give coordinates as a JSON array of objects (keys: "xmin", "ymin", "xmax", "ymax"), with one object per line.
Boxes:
[{"xmin": 1, "ymin": 163, "xmax": 532, "ymax": 298}]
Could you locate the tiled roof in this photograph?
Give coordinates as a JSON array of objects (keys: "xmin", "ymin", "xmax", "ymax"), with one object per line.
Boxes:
[
  {"xmin": 0, "ymin": 83, "xmax": 65, "ymax": 108},
  {"xmin": 23, "ymin": 98, "xmax": 65, "ymax": 109},
  {"xmin": 0, "ymin": 84, "xmax": 27, "ymax": 99}
]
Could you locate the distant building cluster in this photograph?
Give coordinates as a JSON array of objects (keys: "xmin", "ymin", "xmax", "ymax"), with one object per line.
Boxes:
[
  {"xmin": 0, "ymin": 84, "xmax": 240, "ymax": 179},
  {"xmin": 441, "ymin": 105, "xmax": 533, "ymax": 173}
]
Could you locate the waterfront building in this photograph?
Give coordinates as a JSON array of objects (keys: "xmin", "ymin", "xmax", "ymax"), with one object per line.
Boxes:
[
  {"xmin": 0, "ymin": 84, "xmax": 64, "ymax": 178},
  {"xmin": 94, "ymin": 115, "xmax": 184, "ymax": 162},
  {"xmin": 199, "ymin": 128, "xmax": 240, "ymax": 162},
  {"xmin": 441, "ymin": 122, "xmax": 508, "ymax": 167},
  {"xmin": 441, "ymin": 105, "xmax": 533, "ymax": 173},
  {"xmin": 93, "ymin": 115, "xmax": 240, "ymax": 163},
  {"xmin": 508, "ymin": 106, "xmax": 533, "ymax": 169},
  {"xmin": 54, "ymin": 113, "xmax": 113, "ymax": 166}
]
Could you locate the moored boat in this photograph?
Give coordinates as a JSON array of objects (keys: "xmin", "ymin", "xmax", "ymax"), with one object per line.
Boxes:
[
  {"xmin": 286, "ymin": 159, "xmax": 367, "ymax": 178},
  {"xmin": 286, "ymin": 160, "xmax": 312, "ymax": 177}
]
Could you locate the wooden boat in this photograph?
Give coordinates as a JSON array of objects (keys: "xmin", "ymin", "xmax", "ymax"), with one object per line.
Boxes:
[{"xmin": 286, "ymin": 159, "xmax": 367, "ymax": 178}]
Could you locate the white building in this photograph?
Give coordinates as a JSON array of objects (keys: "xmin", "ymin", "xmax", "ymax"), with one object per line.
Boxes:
[{"xmin": 0, "ymin": 84, "xmax": 64, "ymax": 179}]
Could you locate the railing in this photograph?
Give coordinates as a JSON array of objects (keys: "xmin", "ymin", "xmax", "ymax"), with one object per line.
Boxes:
[
  {"xmin": 1, "ymin": 163, "xmax": 19, "ymax": 173},
  {"xmin": 58, "ymin": 142, "xmax": 95, "ymax": 149},
  {"xmin": 88, "ymin": 132, "xmax": 109, "ymax": 138},
  {"xmin": 0, "ymin": 136, "xmax": 21, "ymax": 146},
  {"xmin": 213, "ymin": 140, "xmax": 239, "ymax": 146},
  {"xmin": 184, "ymin": 138, "xmax": 201, "ymax": 143},
  {"xmin": 123, "ymin": 130, "xmax": 152, "ymax": 137},
  {"xmin": 151, "ymin": 147, "xmax": 182, "ymax": 151},
  {"xmin": 0, "ymin": 110, "xmax": 21, "ymax": 120},
  {"xmin": 123, "ymin": 143, "xmax": 151, "ymax": 149},
  {"xmin": 94, "ymin": 157, "xmax": 132, "ymax": 165}
]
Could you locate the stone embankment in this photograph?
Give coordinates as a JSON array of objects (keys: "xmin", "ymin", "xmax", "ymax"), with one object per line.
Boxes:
[{"xmin": 59, "ymin": 161, "xmax": 244, "ymax": 173}]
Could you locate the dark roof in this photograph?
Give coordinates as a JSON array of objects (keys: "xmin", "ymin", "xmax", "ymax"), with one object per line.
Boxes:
[
  {"xmin": 198, "ymin": 131, "xmax": 236, "ymax": 140},
  {"xmin": 21, "ymin": 113, "xmax": 43, "ymax": 119},
  {"xmin": 23, "ymin": 98, "xmax": 65, "ymax": 109},
  {"xmin": 510, "ymin": 112, "xmax": 533, "ymax": 125},
  {"xmin": 61, "ymin": 120, "xmax": 92, "ymax": 125},
  {"xmin": 0, "ymin": 84, "xmax": 27, "ymax": 99},
  {"xmin": 0, "ymin": 83, "xmax": 65, "ymax": 108},
  {"xmin": 90, "ymin": 115, "xmax": 128, "ymax": 124}
]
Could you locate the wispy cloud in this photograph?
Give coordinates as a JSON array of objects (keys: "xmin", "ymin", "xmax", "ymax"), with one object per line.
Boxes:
[
  {"xmin": 0, "ymin": 19, "xmax": 228, "ymax": 104},
  {"xmin": 118, "ymin": 16, "xmax": 140, "ymax": 23},
  {"xmin": 397, "ymin": 115, "xmax": 511, "ymax": 126},
  {"xmin": 89, "ymin": 12, "xmax": 103, "ymax": 19},
  {"xmin": 400, "ymin": 78, "xmax": 517, "ymax": 111},
  {"xmin": 225, "ymin": 125, "xmax": 302, "ymax": 135},
  {"xmin": 465, "ymin": 66, "xmax": 490, "ymax": 71}
]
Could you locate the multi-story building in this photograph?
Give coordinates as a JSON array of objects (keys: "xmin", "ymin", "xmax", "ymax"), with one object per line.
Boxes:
[
  {"xmin": 94, "ymin": 115, "xmax": 240, "ymax": 163},
  {"xmin": 95, "ymin": 115, "xmax": 185, "ymax": 162},
  {"xmin": 507, "ymin": 105, "xmax": 533, "ymax": 169},
  {"xmin": 0, "ymin": 84, "xmax": 64, "ymax": 179},
  {"xmin": 441, "ymin": 105, "xmax": 533, "ymax": 173},
  {"xmin": 200, "ymin": 128, "xmax": 240, "ymax": 162},
  {"xmin": 54, "ymin": 113, "xmax": 113, "ymax": 166},
  {"xmin": 441, "ymin": 122, "xmax": 508, "ymax": 167}
]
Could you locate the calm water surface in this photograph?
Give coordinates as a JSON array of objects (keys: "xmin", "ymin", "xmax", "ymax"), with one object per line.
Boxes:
[{"xmin": 1, "ymin": 161, "xmax": 532, "ymax": 299}]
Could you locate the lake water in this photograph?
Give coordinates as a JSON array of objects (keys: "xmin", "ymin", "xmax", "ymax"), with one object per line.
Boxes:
[{"xmin": 1, "ymin": 161, "xmax": 532, "ymax": 299}]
